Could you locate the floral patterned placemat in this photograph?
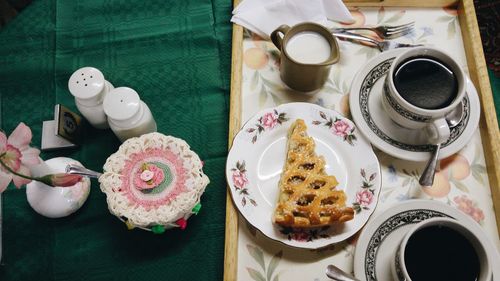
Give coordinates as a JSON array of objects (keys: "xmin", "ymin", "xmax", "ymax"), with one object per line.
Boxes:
[{"xmin": 237, "ymin": 6, "xmax": 500, "ymax": 281}]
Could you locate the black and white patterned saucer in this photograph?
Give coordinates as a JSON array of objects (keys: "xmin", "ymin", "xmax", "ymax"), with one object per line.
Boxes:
[
  {"xmin": 349, "ymin": 49, "xmax": 480, "ymax": 162},
  {"xmin": 353, "ymin": 200, "xmax": 499, "ymax": 281}
]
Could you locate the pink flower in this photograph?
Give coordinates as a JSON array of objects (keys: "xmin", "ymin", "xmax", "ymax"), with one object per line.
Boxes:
[
  {"xmin": 38, "ymin": 173, "xmax": 83, "ymax": 187},
  {"xmin": 471, "ymin": 209, "xmax": 485, "ymax": 223},
  {"xmin": 332, "ymin": 120, "xmax": 352, "ymax": 137},
  {"xmin": 454, "ymin": 195, "xmax": 485, "ymax": 223},
  {"xmin": 261, "ymin": 112, "xmax": 278, "ymax": 129},
  {"xmin": 356, "ymin": 189, "xmax": 373, "ymax": 207},
  {"xmin": 134, "ymin": 164, "xmax": 165, "ymax": 190},
  {"xmin": 454, "ymin": 195, "xmax": 473, "ymax": 213},
  {"xmin": 232, "ymin": 170, "xmax": 248, "ymax": 189},
  {"xmin": 140, "ymin": 170, "xmax": 155, "ymax": 181},
  {"xmin": 0, "ymin": 123, "xmax": 40, "ymax": 192}
]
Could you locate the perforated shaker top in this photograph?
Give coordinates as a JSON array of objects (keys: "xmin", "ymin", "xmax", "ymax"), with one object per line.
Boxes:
[
  {"xmin": 103, "ymin": 87, "xmax": 141, "ymax": 121},
  {"xmin": 68, "ymin": 67, "xmax": 105, "ymax": 100}
]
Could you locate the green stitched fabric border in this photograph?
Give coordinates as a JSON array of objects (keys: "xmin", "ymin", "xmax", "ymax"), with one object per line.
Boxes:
[{"xmin": 0, "ymin": 0, "xmax": 231, "ymax": 280}]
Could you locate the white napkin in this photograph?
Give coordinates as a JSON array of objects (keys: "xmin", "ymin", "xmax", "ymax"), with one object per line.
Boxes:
[{"xmin": 231, "ymin": 0, "xmax": 354, "ymax": 38}]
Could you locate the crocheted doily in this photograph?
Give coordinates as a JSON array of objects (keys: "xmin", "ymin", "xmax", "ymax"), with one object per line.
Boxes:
[{"xmin": 99, "ymin": 132, "xmax": 209, "ymax": 230}]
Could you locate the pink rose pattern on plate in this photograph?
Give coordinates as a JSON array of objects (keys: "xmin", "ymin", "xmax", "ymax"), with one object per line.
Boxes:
[
  {"xmin": 453, "ymin": 195, "xmax": 485, "ymax": 223},
  {"xmin": 352, "ymin": 169, "xmax": 377, "ymax": 213},
  {"xmin": 231, "ymin": 161, "xmax": 257, "ymax": 207},
  {"xmin": 312, "ymin": 111, "xmax": 357, "ymax": 145},
  {"xmin": 246, "ymin": 110, "xmax": 288, "ymax": 143}
]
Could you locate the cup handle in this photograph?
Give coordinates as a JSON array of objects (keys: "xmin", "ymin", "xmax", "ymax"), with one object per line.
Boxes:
[
  {"xmin": 270, "ymin": 24, "xmax": 290, "ymax": 51},
  {"xmin": 426, "ymin": 118, "xmax": 450, "ymax": 145}
]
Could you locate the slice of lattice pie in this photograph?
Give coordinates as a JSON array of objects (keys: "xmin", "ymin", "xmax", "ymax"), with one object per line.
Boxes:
[{"xmin": 273, "ymin": 119, "xmax": 354, "ymax": 228}]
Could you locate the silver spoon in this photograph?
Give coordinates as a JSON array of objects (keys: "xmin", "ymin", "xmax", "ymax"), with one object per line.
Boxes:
[
  {"xmin": 326, "ymin": 264, "xmax": 361, "ymax": 281},
  {"xmin": 419, "ymin": 103, "xmax": 464, "ymax": 187},
  {"xmin": 65, "ymin": 164, "xmax": 102, "ymax": 178}
]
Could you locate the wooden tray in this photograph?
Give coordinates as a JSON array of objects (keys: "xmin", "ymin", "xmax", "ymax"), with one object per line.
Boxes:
[{"xmin": 224, "ymin": 1, "xmax": 500, "ymax": 280}]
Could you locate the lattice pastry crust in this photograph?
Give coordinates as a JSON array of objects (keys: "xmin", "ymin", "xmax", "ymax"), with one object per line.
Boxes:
[{"xmin": 273, "ymin": 119, "xmax": 354, "ymax": 228}]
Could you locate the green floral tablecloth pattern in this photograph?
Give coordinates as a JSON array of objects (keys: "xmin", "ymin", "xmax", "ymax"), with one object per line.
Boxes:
[{"xmin": 237, "ymin": 6, "xmax": 500, "ymax": 281}]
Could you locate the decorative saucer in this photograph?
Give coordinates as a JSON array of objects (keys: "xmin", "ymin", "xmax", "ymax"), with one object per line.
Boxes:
[
  {"xmin": 353, "ymin": 200, "xmax": 500, "ymax": 281},
  {"xmin": 349, "ymin": 49, "xmax": 480, "ymax": 162},
  {"xmin": 226, "ymin": 102, "xmax": 381, "ymax": 249}
]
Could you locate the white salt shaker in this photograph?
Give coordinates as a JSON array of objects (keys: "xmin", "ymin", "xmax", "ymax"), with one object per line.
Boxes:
[
  {"xmin": 68, "ymin": 67, "xmax": 114, "ymax": 129},
  {"xmin": 103, "ymin": 87, "xmax": 157, "ymax": 142}
]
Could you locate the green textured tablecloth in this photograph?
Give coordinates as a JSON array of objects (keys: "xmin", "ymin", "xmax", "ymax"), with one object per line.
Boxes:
[
  {"xmin": 489, "ymin": 70, "xmax": 500, "ymax": 124},
  {"xmin": 0, "ymin": 0, "xmax": 231, "ymax": 280}
]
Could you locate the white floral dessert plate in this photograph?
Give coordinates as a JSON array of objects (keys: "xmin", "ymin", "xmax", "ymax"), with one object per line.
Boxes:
[
  {"xmin": 354, "ymin": 200, "xmax": 500, "ymax": 281},
  {"xmin": 226, "ymin": 102, "xmax": 381, "ymax": 249},
  {"xmin": 349, "ymin": 49, "xmax": 480, "ymax": 162}
]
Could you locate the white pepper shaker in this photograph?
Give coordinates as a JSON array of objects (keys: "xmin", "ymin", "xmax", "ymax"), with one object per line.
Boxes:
[
  {"xmin": 103, "ymin": 87, "xmax": 157, "ymax": 142},
  {"xmin": 68, "ymin": 67, "xmax": 114, "ymax": 129}
]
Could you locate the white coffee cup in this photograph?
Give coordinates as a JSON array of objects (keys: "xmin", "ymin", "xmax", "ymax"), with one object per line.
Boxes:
[
  {"xmin": 382, "ymin": 47, "xmax": 466, "ymax": 144},
  {"xmin": 391, "ymin": 217, "xmax": 492, "ymax": 281}
]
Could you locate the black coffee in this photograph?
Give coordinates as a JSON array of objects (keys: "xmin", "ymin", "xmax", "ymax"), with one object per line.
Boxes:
[
  {"xmin": 404, "ymin": 225, "xmax": 480, "ymax": 281},
  {"xmin": 393, "ymin": 57, "xmax": 458, "ymax": 110}
]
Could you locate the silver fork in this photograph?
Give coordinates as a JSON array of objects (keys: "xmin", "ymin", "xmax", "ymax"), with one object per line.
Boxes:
[
  {"xmin": 332, "ymin": 31, "xmax": 423, "ymax": 52},
  {"xmin": 332, "ymin": 22, "xmax": 415, "ymax": 39}
]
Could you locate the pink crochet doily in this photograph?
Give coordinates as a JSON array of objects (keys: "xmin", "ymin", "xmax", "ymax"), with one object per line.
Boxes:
[
  {"xmin": 99, "ymin": 133, "xmax": 210, "ymax": 229},
  {"xmin": 119, "ymin": 148, "xmax": 186, "ymax": 211}
]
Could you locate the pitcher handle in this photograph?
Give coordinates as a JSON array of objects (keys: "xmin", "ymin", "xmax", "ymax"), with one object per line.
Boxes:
[{"xmin": 270, "ymin": 24, "xmax": 290, "ymax": 51}]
